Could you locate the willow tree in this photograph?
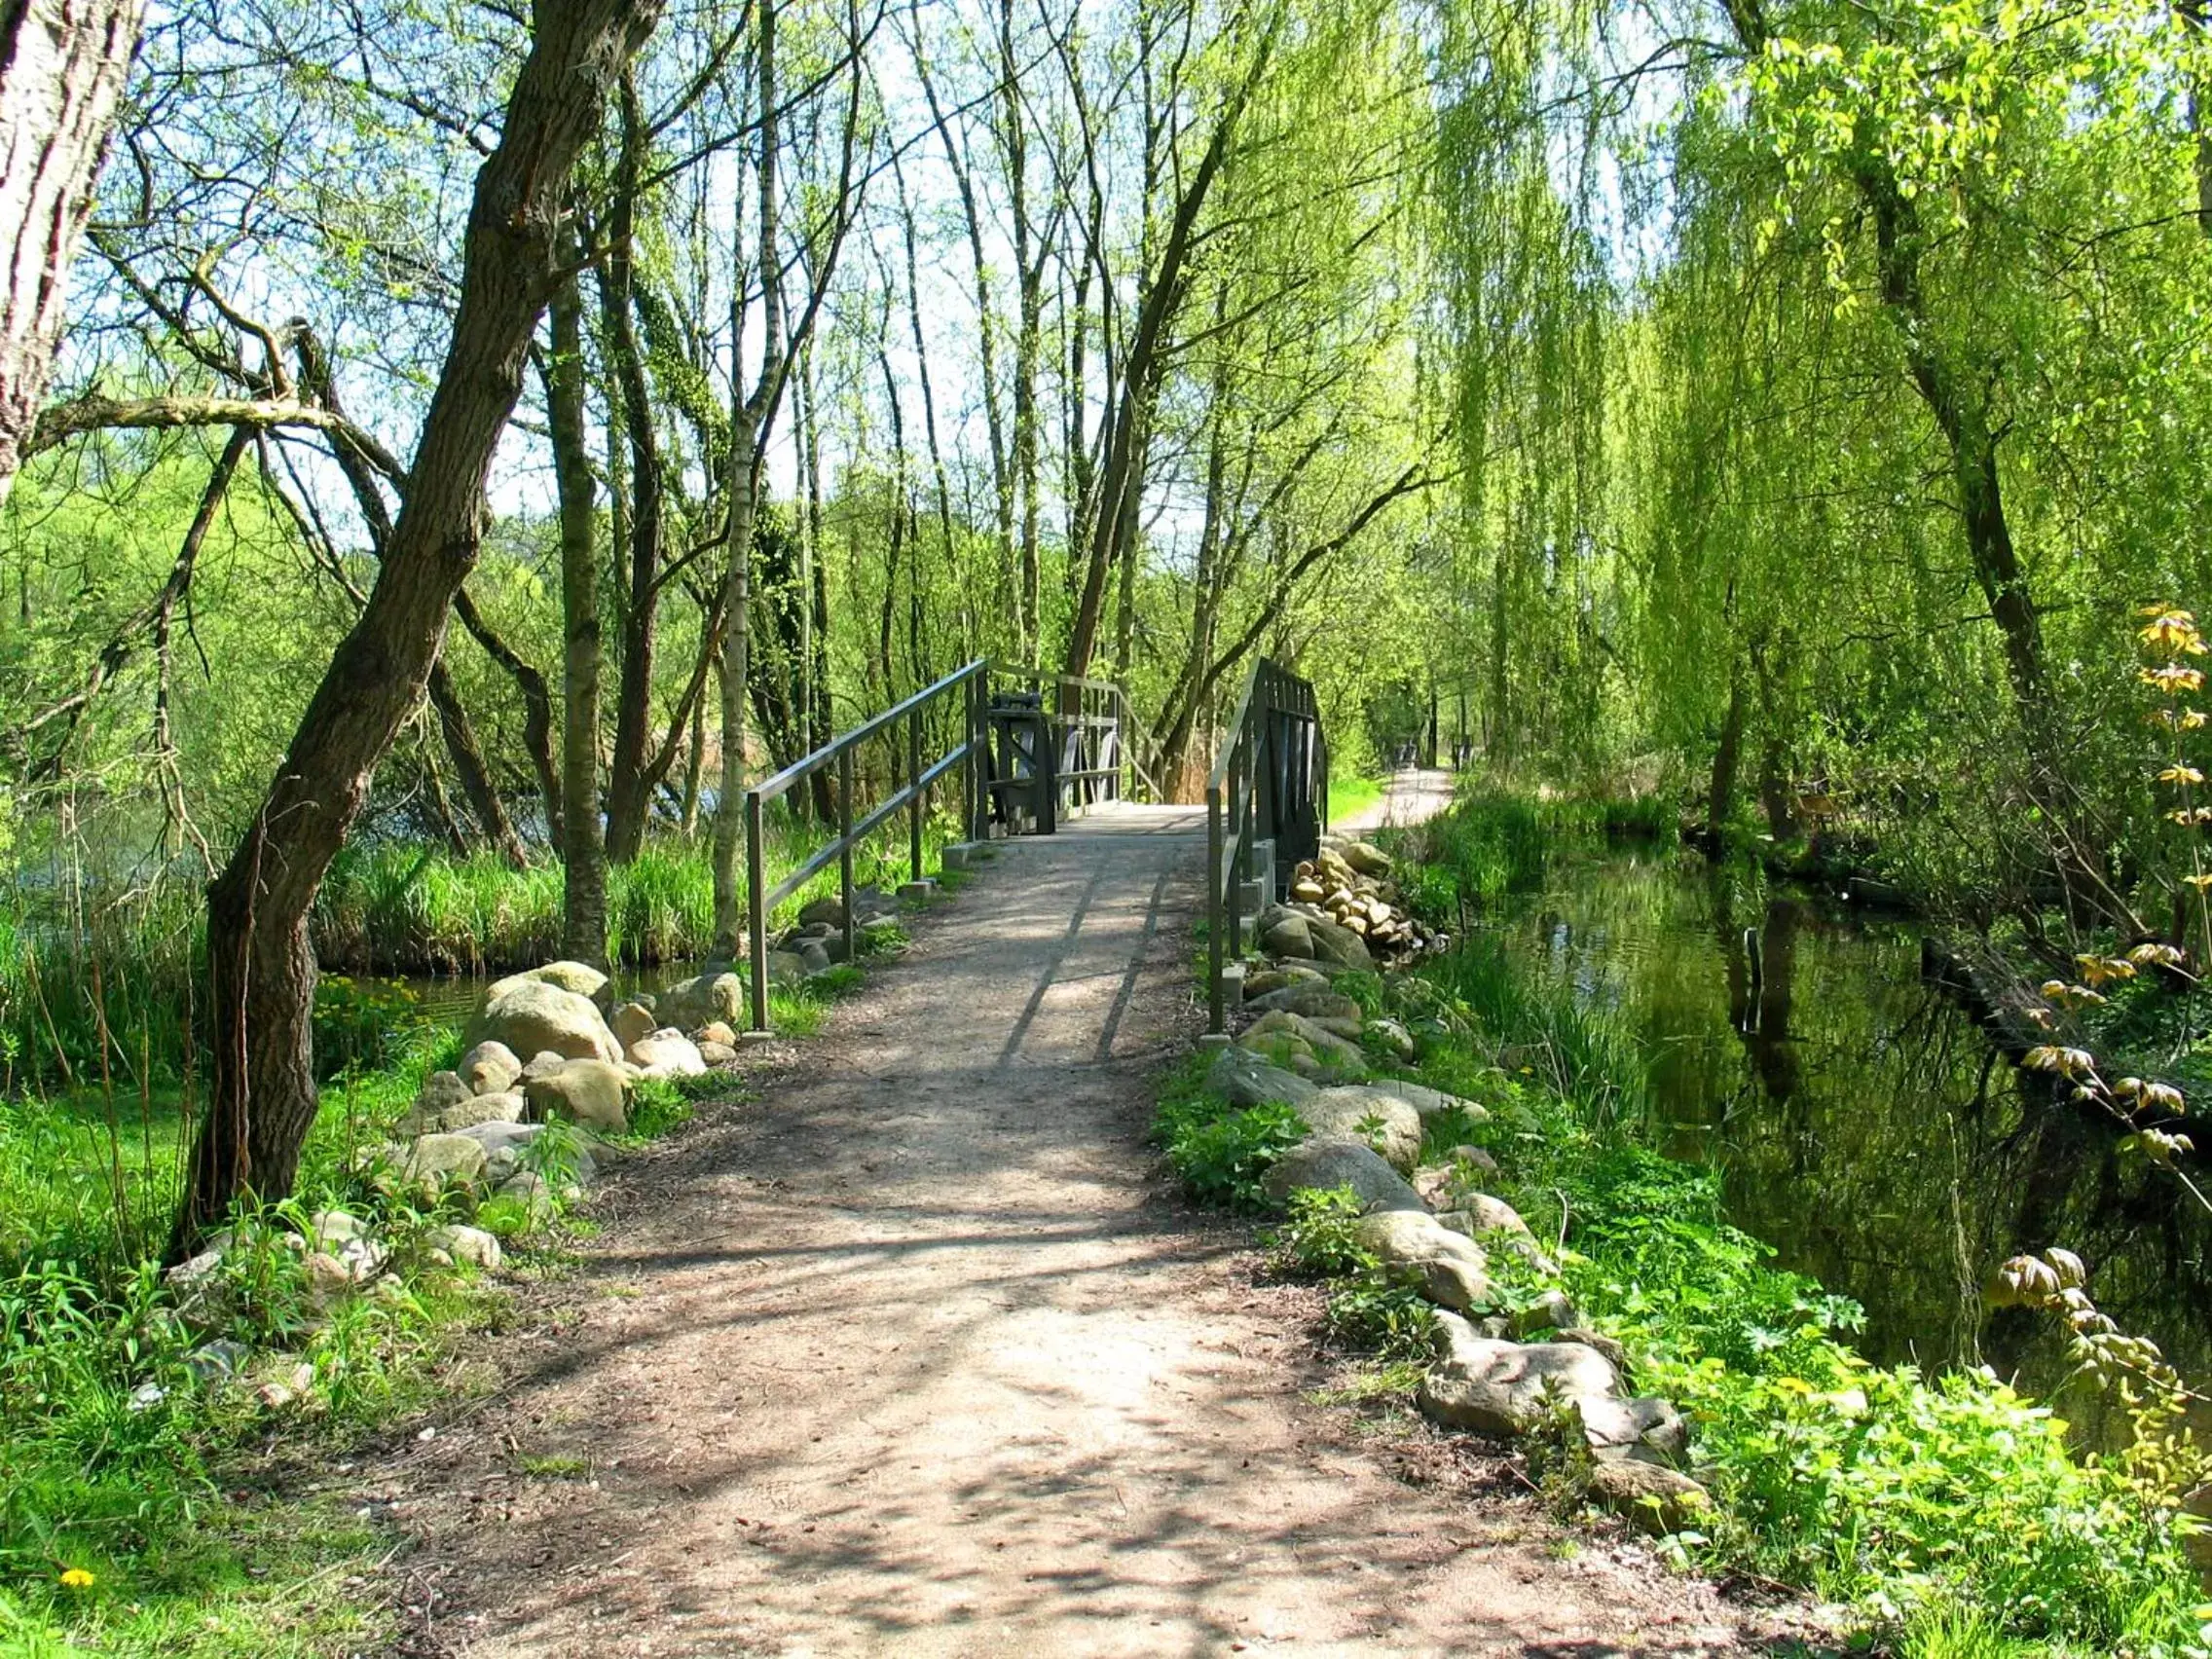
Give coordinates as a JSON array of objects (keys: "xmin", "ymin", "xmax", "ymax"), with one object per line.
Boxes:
[
  {"xmin": 0, "ymin": 0, "xmax": 147, "ymax": 507},
  {"xmin": 1438, "ymin": 0, "xmax": 2212, "ymax": 920}
]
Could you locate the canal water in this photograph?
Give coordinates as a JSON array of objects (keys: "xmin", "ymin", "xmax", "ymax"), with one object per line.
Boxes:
[{"xmin": 1473, "ymin": 846, "xmax": 2212, "ymax": 1404}]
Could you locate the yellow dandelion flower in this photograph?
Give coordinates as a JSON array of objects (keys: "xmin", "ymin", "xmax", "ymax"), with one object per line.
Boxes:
[{"xmin": 59, "ymin": 1567, "xmax": 94, "ymax": 1589}]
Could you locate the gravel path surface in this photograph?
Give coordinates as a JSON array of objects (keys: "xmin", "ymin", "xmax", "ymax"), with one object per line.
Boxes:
[
  {"xmin": 1334, "ymin": 769, "xmax": 1457, "ymax": 835},
  {"xmin": 383, "ymin": 804, "xmax": 1794, "ymax": 1656}
]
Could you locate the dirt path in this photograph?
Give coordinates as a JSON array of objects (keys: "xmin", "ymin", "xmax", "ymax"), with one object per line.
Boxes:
[
  {"xmin": 1336, "ymin": 769, "xmax": 1457, "ymax": 835},
  {"xmin": 383, "ymin": 805, "xmax": 1790, "ymax": 1657}
]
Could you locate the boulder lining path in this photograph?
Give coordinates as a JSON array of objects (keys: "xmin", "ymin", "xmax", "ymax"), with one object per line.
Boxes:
[{"xmin": 386, "ymin": 802, "xmax": 1780, "ymax": 1656}]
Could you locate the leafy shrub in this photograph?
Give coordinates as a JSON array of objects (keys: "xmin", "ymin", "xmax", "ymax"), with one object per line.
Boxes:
[
  {"xmin": 1162, "ymin": 1098, "xmax": 1306, "ymax": 1208},
  {"xmin": 623, "ymin": 1077, "xmax": 696, "ymax": 1141},
  {"xmin": 1266, "ymin": 1187, "xmax": 1440, "ymax": 1360}
]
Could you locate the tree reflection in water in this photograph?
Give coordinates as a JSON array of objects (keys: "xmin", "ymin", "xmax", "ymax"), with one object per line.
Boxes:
[{"xmin": 1489, "ymin": 850, "xmax": 2212, "ymax": 1424}]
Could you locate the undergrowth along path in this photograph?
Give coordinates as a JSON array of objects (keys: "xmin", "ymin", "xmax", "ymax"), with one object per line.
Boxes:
[{"xmin": 381, "ymin": 803, "xmax": 1780, "ymax": 1656}]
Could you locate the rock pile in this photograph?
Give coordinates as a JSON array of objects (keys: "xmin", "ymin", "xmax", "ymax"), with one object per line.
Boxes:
[
  {"xmin": 1266, "ymin": 835, "xmax": 1445, "ymax": 969},
  {"xmin": 1249, "ymin": 1043, "xmax": 1714, "ymax": 1534},
  {"xmin": 757, "ymin": 887, "xmax": 900, "ymax": 985}
]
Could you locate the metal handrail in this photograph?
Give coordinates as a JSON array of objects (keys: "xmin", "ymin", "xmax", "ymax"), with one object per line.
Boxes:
[
  {"xmin": 742, "ymin": 656, "xmax": 1144, "ymax": 1031},
  {"xmin": 744, "ymin": 659, "xmax": 991, "ymax": 1031},
  {"xmin": 1204, "ymin": 658, "xmax": 1329, "ymax": 1034}
]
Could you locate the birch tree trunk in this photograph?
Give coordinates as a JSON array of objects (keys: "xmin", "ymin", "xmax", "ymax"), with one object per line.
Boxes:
[{"xmin": 0, "ymin": 0, "xmax": 145, "ymax": 507}]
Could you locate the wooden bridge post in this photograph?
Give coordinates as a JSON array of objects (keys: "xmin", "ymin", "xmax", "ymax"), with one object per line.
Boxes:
[
  {"xmin": 746, "ymin": 789, "xmax": 768, "ymax": 1033},
  {"xmin": 837, "ymin": 744, "xmax": 856, "ymax": 965},
  {"xmin": 1207, "ymin": 779, "xmax": 1226, "ymax": 1034},
  {"xmin": 907, "ymin": 704, "xmax": 924, "ymax": 883}
]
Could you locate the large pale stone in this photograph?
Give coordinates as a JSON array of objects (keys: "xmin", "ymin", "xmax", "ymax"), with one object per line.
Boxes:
[
  {"xmin": 1587, "ymin": 1459, "xmax": 1712, "ymax": 1535},
  {"xmin": 1579, "ymin": 1395, "xmax": 1687, "ymax": 1463},
  {"xmin": 425, "ymin": 1223, "xmax": 503, "ymax": 1272},
  {"xmin": 1241, "ymin": 964, "xmax": 1329, "ymax": 999},
  {"xmin": 488, "ymin": 960, "xmax": 609, "ymax": 1003},
  {"xmin": 405, "ymin": 1087, "xmax": 527, "ymax": 1135},
  {"xmin": 524, "ymin": 1060, "xmax": 630, "ymax": 1134},
  {"xmin": 1353, "ymin": 1210, "xmax": 1493, "ymax": 1310},
  {"xmin": 1419, "ymin": 1312, "xmax": 1620, "ymax": 1437},
  {"xmin": 1244, "ymin": 983, "xmax": 1364, "ymax": 1024},
  {"xmin": 1340, "ymin": 839, "xmax": 1393, "ymax": 877},
  {"xmin": 404, "ymin": 1132, "xmax": 489, "ymax": 1192},
  {"xmin": 1262, "ymin": 914, "xmax": 1315, "ymax": 959},
  {"xmin": 1206, "ymin": 1046, "xmax": 1318, "ymax": 1109},
  {"xmin": 1306, "ymin": 915, "xmax": 1374, "ymax": 971},
  {"xmin": 459, "ymin": 1041, "xmax": 522, "ymax": 1096},
  {"xmin": 1261, "ymin": 1138, "xmax": 1423, "ymax": 1214},
  {"xmin": 474, "ymin": 978, "xmax": 622, "ymax": 1065},
  {"xmin": 1365, "ymin": 1078, "xmax": 1488, "ymax": 1123},
  {"xmin": 1240, "ymin": 1010, "xmax": 1367, "ymax": 1074},
  {"xmin": 451, "ymin": 1120, "xmax": 598, "ymax": 1187},
  {"xmin": 630, "ymin": 1028, "xmax": 706, "ymax": 1079},
  {"xmin": 661, "ymin": 972, "xmax": 744, "ymax": 1031},
  {"xmin": 1299, "ymin": 1086, "xmax": 1424, "ymax": 1173},
  {"xmin": 608, "ymin": 1001, "xmax": 658, "ymax": 1053}
]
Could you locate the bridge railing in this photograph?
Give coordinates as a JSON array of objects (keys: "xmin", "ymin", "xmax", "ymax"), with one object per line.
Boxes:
[
  {"xmin": 742, "ymin": 658, "xmax": 1143, "ymax": 1032},
  {"xmin": 1205, "ymin": 658, "xmax": 1329, "ymax": 1034}
]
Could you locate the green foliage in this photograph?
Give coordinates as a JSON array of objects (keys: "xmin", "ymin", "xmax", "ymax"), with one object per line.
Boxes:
[
  {"xmin": 1265, "ymin": 1187, "xmax": 1441, "ymax": 1361},
  {"xmin": 1401, "ymin": 935, "xmax": 2212, "ymax": 1652},
  {"xmin": 1162, "ymin": 1098, "xmax": 1308, "ymax": 1209},
  {"xmin": 620, "ymin": 1076, "xmax": 695, "ymax": 1142},
  {"xmin": 1149, "ymin": 1053, "xmax": 1307, "ymax": 1208}
]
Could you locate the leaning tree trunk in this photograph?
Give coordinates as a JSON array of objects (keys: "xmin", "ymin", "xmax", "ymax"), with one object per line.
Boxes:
[
  {"xmin": 0, "ymin": 0, "xmax": 147, "ymax": 507},
  {"xmin": 171, "ymin": 0, "xmax": 658, "ymax": 1254}
]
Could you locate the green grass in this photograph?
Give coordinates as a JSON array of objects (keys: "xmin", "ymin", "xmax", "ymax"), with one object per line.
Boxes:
[
  {"xmin": 2, "ymin": 804, "xmax": 966, "ymax": 1097},
  {"xmin": 1397, "ymin": 783, "xmax": 1678, "ymax": 914},
  {"xmin": 1328, "ymin": 774, "xmax": 1386, "ymax": 826}
]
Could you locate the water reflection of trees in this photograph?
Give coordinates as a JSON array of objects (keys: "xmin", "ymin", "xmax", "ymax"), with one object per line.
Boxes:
[{"xmin": 1506, "ymin": 856, "xmax": 2212, "ymax": 1411}]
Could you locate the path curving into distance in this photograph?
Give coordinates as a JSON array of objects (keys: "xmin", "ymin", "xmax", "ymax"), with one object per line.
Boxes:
[{"xmin": 381, "ymin": 802, "xmax": 1785, "ymax": 1656}]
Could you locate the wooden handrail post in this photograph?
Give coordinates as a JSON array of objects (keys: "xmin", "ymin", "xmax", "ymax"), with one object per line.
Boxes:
[
  {"xmin": 746, "ymin": 790, "xmax": 769, "ymax": 1032},
  {"xmin": 907, "ymin": 704, "xmax": 924, "ymax": 882},
  {"xmin": 1206, "ymin": 780, "xmax": 1225, "ymax": 1034},
  {"xmin": 837, "ymin": 744, "xmax": 856, "ymax": 965}
]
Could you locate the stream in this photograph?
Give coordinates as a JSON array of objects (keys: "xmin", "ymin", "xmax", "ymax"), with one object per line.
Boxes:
[{"xmin": 1476, "ymin": 847, "xmax": 2212, "ymax": 1406}]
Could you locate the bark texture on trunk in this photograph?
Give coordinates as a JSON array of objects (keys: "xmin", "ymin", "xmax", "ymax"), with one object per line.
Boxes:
[
  {"xmin": 173, "ymin": 0, "xmax": 658, "ymax": 1254},
  {"xmin": 548, "ymin": 267, "xmax": 608, "ymax": 963},
  {"xmin": 0, "ymin": 0, "xmax": 145, "ymax": 507}
]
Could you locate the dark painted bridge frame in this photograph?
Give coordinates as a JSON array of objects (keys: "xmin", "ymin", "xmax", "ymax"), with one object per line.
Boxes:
[
  {"xmin": 1206, "ymin": 658, "xmax": 1328, "ymax": 1035},
  {"xmin": 740, "ymin": 659, "xmax": 1159, "ymax": 1032}
]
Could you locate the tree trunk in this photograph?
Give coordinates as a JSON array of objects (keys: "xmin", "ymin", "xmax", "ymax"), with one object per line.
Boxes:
[
  {"xmin": 425, "ymin": 659, "xmax": 527, "ymax": 863},
  {"xmin": 711, "ymin": 413, "xmax": 756, "ymax": 956},
  {"xmin": 547, "ymin": 266, "xmax": 608, "ymax": 963},
  {"xmin": 1708, "ymin": 671, "xmax": 1744, "ymax": 831},
  {"xmin": 454, "ymin": 588, "xmax": 562, "ymax": 854},
  {"xmin": 0, "ymin": 0, "xmax": 145, "ymax": 507},
  {"xmin": 600, "ymin": 81, "xmax": 666, "ymax": 866},
  {"xmin": 171, "ymin": 0, "xmax": 657, "ymax": 1254}
]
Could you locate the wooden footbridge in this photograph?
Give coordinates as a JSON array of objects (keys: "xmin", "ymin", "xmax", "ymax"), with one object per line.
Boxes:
[{"xmin": 736, "ymin": 657, "xmax": 1330, "ymax": 1036}]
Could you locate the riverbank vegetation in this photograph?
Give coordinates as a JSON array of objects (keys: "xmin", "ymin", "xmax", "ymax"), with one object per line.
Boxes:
[
  {"xmin": 1161, "ymin": 815, "xmax": 2212, "ymax": 1656},
  {"xmin": 6, "ymin": 0, "xmax": 2212, "ymax": 1641}
]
